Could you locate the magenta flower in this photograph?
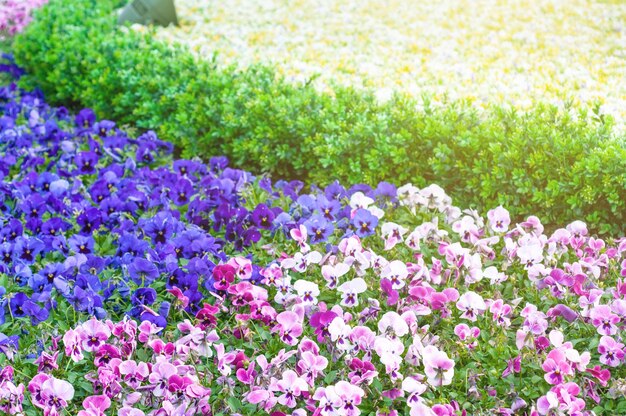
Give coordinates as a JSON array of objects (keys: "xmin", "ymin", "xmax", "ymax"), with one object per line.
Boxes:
[
  {"xmin": 598, "ymin": 335, "xmax": 625, "ymax": 367},
  {"xmin": 422, "ymin": 346, "xmax": 455, "ymax": 386},
  {"xmin": 212, "ymin": 263, "xmax": 236, "ymax": 291},
  {"xmin": 236, "ymin": 362, "xmax": 257, "ymax": 385},
  {"xmin": 589, "ymin": 305, "xmax": 620, "ymax": 336},
  {"xmin": 167, "ymin": 374, "xmax": 194, "ymax": 394},
  {"xmin": 310, "ymin": 310, "xmax": 338, "ymax": 342},
  {"xmin": 501, "ymin": 355, "xmax": 522, "ymax": 378},
  {"xmin": 541, "ymin": 350, "xmax": 572, "ymax": 385},
  {"xmin": 274, "ymin": 310, "xmax": 304, "ymax": 346},
  {"xmin": 33, "ymin": 351, "xmax": 59, "ymax": 373},
  {"xmin": 348, "ymin": 358, "xmax": 378, "ymax": 385}
]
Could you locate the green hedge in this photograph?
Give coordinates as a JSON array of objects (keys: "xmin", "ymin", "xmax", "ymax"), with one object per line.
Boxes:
[{"xmin": 13, "ymin": 0, "xmax": 626, "ymax": 234}]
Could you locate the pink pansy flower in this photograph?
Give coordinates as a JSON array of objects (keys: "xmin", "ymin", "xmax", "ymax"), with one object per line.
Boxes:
[
  {"xmin": 422, "ymin": 345, "xmax": 455, "ymax": 387},
  {"xmin": 228, "ymin": 256, "xmax": 253, "ymax": 280},
  {"xmin": 501, "ymin": 355, "xmax": 522, "ymax": 378},
  {"xmin": 290, "ymin": 224, "xmax": 310, "ymax": 253},
  {"xmin": 78, "ymin": 395, "xmax": 111, "ymax": 416},
  {"xmin": 541, "ymin": 350, "xmax": 572, "ymax": 385},
  {"xmin": 330, "ymin": 380, "xmax": 365, "ymax": 416},
  {"xmin": 119, "ymin": 407, "xmax": 146, "ymax": 416},
  {"xmin": 271, "ymin": 370, "xmax": 308, "ymax": 408},
  {"xmin": 62, "ymin": 329, "xmax": 84, "ymax": 362},
  {"xmin": 80, "ymin": 318, "xmax": 111, "ymax": 352},
  {"xmin": 34, "ymin": 351, "xmax": 59, "ymax": 373},
  {"xmin": 275, "ymin": 310, "xmax": 304, "ymax": 346},
  {"xmin": 409, "ymin": 402, "xmax": 437, "ymax": 416},
  {"xmin": 453, "ymin": 324, "xmax": 480, "ymax": 349},
  {"xmin": 313, "ymin": 386, "xmax": 337, "ymax": 415},
  {"xmin": 28, "ymin": 373, "xmax": 51, "ymax": 408},
  {"xmin": 321, "ymin": 262, "xmax": 350, "ymax": 289},
  {"xmin": 402, "ymin": 377, "xmax": 427, "ymax": 406},
  {"xmin": 456, "ymin": 291, "xmax": 486, "ymax": 321},
  {"xmin": 566, "ymin": 220, "xmax": 588, "ymax": 238},
  {"xmin": 118, "ymin": 360, "xmax": 150, "ymax": 389},
  {"xmin": 487, "ymin": 206, "xmax": 511, "ymax": 233},
  {"xmin": 381, "ymin": 222, "xmax": 408, "ymax": 250},
  {"xmin": 452, "ymin": 215, "xmax": 481, "ymax": 244},
  {"xmin": 589, "ymin": 305, "xmax": 620, "ymax": 336},
  {"xmin": 521, "ymin": 304, "xmax": 549, "ymax": 335},
  {"xmin": 40, "ymin": 377, "xmax": 75, "ymax": 413},
  {"xmin": 297, "ymin": 351, "xmax": 328, "ymax": 385},
  {"xmin": 138, "ymin": 320, "xmax": 163, "ymax": 343},
  {"xmin": 149, "ymin": 362, "xmax": 178, "ymax": 397},
  {"xmin": 378, "ymin": 311, "xmax": 409, "ymax": 337},
  {"xmin": 489, "ymin": 299, "xmax": 512, "ymax": 327},
  {"xmin": 338, "ymin": 278, "xmax": 367, "ymax": 307},
  {"xmin": 166, "ymin": 287, "xmax": 189, "ymax": 309},
  {"xmin": 293, "ymin": 280, "xmax": 320, "ymax": 306},
  {"xmin": 598, "ymin": 336, "xmax": 625, "ymax": 367},
  {"xmin": 166, "ymin": 374, "xmax": 194, "ymax": 395},
  {"xmin": 380, "ymin": 260, "xmax": 408, "ymax": 290},
  {"xmin": 260, "ymin": 263, "xmax": 283, "ymax": 286},
  {"xmin": 246, "ymin": 387, "xmax": 277, "ymax": 411},
  {"xmin": 348, "ymin": 357, "xmax": 378, "ymax": 385},
  {"xmin": 236, "ymin": 361, "xmax": 257, "ymax": 385}
]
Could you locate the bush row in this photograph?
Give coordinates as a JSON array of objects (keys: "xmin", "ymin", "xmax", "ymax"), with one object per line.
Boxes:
[{"xmin": 12, "ymin": 0, "xmax": 626, "ymax": 234}]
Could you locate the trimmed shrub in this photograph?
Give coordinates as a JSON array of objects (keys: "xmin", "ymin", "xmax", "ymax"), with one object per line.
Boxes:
[{"xmin": 12, "ymin": 0, "xmax": 626, "ymax": 234}]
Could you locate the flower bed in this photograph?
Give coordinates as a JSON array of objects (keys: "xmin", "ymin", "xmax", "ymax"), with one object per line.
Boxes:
[
  {"xmin": 156, "ymin": 0, "xmax": 626, "ymax": 122},
  {"xmin": 1, "ymin": 57, "xmax": 626, "ymax": 415},
  {"xmin": 0, "ymin": 0, "xmax": 48, "ymax": 39}
]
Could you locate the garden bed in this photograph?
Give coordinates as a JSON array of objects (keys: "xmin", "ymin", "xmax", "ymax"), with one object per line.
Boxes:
[
  {"xmin": 0, "ymin": 58, "xmax": 625, "ymax": 415},
  {"xmin": 156, "ymin": 0, "xmax": 626, "ymax": 121}
]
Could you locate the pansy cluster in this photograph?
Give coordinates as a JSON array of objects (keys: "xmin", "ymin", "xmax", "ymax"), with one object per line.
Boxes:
[
  {"xmin": 0, "ymin": 58, "xmax": 303, "ymax": 358},
  {"xmin": 1, "ymin": 58, "xmax": 626, "ymax": 415}
]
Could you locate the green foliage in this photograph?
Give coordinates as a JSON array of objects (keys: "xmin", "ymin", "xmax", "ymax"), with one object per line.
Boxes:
[{"xmin": 12, "ymin": 0, "xmax": 626, "ymax": 234}]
